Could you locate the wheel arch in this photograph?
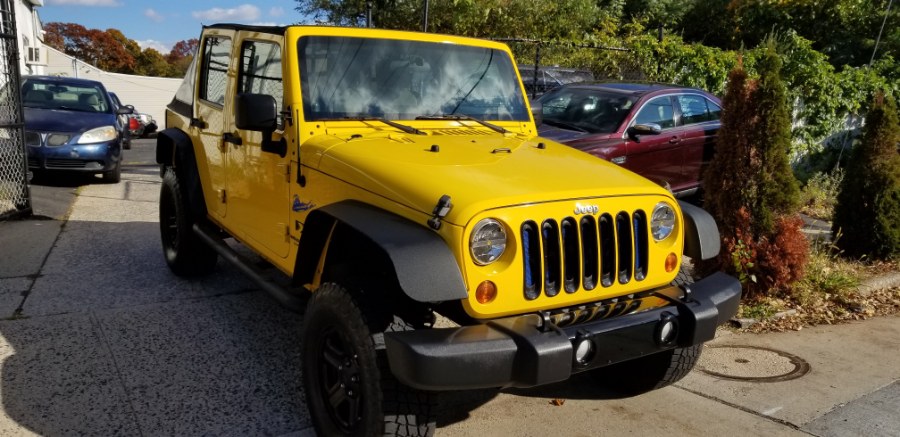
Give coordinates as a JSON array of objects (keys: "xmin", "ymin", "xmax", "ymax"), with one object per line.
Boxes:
[
  {"xmin": 294, "ymin": 201, "xmax": 468, "ymax": 304},
  {"xmin": 156, "ymin": 128, "xmax": 207, "ymax": 221}
]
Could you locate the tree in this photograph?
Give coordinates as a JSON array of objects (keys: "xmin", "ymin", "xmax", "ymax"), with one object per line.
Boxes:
[
  {"xmin": 832, "ymin": 92, "xmax": 900, "ymax": 259},
  {"xmin": 701, "ymin": 40, "xmax": 807, "ymax": 297},
  {"xmin": 43, "ymin": 22, "xmax": 135, "ymax": 72},
  {"xmin": 294, "ymin": 0, "xmax": 601, "ymax": 40},
  {"xmin": 167, "ymin": 39, "xmax": 199, "ymax": 77}
]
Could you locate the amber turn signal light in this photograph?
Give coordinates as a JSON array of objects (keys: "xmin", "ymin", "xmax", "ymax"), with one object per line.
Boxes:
[
  {"xmin": 476, "ymin": 281, "xmax": 497, "ymax": 304},
  {"xmin": 665, "ymin": 252, "xmax": 678, "ymax": 272}
]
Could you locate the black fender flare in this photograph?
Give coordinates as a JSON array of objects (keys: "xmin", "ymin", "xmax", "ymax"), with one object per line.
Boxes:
[
  {"xmin": 295, "ymin": 201, "xmax": 468, "ymax": 303},
  {"xmin": 156, "ymin": 128, "xmax": 207, "ymax": 221},
  {"xmin": 678, "ymin": 200, "xmax": 721, "ymax": 261}
]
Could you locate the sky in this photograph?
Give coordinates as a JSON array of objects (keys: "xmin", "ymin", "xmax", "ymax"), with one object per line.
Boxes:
[{"xmin": 38, "ymin": 0, "xmax": 306, "ymax": 54}]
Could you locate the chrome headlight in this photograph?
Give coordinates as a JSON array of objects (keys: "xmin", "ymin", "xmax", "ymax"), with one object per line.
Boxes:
[
  {"xmin": 651, "ymin": 203, "xmax": 677, "ymax": 241},
  {"xmin": 78, "ymin": 126, "xmax": 117, "ymax": 144},
  {"xmin": 470, "ymin": 218, "xmax": 507, "ymax": 265}
]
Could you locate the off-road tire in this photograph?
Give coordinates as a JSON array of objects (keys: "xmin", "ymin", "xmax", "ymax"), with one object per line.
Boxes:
[
  {"xmin": 302, "ymin": 283, "xmax": 436, "ymax": 436},
  {"xmin": 159, "ymin": 168, "xmax": 217, "ymax": 276},
  {"xmin": 103, "ymin": 161, "xmax": 122, "ymax": 183},
  {"xmin": 595, "ymin": 344, "xmax": 702, "ymax": 395},
  {"xmin": 594, "ymin": 266, "xmax": 702, "ymax": 395}
]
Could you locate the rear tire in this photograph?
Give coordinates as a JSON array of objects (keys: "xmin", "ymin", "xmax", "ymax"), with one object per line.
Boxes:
[
  {"xmin": 302, "ymin": 283, "xmax": 436, "ymax": 436},
  {"xmin": 159, "ymin": 168, "xmax": 217, "ymax": 276}
]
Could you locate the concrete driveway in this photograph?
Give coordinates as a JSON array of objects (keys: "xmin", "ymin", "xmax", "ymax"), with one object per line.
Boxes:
[{"xmin": 0, "ymin": 139, "xmax": 897, "ymax": 436}]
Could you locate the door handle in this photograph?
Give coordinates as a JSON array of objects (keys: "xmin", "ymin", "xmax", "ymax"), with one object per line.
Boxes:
[
  {"xmin": 190, "ymin": 117, "xmax": 207, "ymax": 129},
  {"xmin": 668, "ymin": 136, "xmax": 681, "ymax": 144},
  {"xmin": 223, "ymin": 132, "xmax": 243, "ymax": 146}
]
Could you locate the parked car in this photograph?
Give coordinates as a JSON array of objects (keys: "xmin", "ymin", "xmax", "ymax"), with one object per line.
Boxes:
[
  {"xmin": 108, "ymin": 92, "xmax": 134, "ymax": 149},
  {"xmin": 22, "ymin": 76, "xmax": 132, "ymax": 183},
  {"xmin": 518, "ymin": 64, "xmax": 593, "ymax": 98},
  {"xmin": 136, "ymin": 112, "xmax": 157, "ymax": 137},
  {"xmin": 535, "ymin": 82, "xmax": 722, "ymax": 197}
]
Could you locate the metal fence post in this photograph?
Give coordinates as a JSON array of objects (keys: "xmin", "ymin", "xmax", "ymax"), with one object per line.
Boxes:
[{"xmin": 0, "ymin": 0, "xmax": 31, "ymax": 219}]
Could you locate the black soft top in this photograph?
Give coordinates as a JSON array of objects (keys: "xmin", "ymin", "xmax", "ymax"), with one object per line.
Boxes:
[{"xmin": 203, "ymin": 23, "xmax": 287, "ymax": 36}]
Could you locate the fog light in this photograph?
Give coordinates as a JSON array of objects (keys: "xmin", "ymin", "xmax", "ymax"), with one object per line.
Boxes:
[
  {"xmin": 656, "ymin": 312, "xmax": 679, "ymax": 346},
  {"xmin": 475, "ymin": 281, "xmax": 497, "ymax": 304},
  {"xmin": 665, "ymin": 252, "xmax": 678, "ymax": 272},
  {"xmin": 574, "ymin": 338, "xmax": 594, "ymax": 365}
]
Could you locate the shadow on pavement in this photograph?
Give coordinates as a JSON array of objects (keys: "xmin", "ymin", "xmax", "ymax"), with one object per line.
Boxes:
[{"xmin": 0, "ymin": 220, "xmax": 311, "ymax": 435}]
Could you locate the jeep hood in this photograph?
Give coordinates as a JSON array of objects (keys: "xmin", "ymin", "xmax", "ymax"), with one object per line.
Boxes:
[{"xmin": 308, "ymin": 131, "xmax": 670, "ymax": 226}]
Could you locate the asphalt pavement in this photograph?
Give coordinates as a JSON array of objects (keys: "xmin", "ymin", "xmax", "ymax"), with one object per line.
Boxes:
[{"xmin": 0, "ymin": 138, "xmax": 898, "ymax": 436}]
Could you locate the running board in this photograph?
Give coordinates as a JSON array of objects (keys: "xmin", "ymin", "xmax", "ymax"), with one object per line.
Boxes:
[{"xmin": 193, "ymin": 223, "xmax": 308, "ymax": 312}]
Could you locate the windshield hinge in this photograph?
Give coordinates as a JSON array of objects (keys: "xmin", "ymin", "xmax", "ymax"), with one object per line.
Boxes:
[
  {"xmin": 427, "ymin": 195, "xmax": 452, "ymax": 230},
  {"xmin": 281, "ymin": 106, "xmax": 293, "ymax": 126}
]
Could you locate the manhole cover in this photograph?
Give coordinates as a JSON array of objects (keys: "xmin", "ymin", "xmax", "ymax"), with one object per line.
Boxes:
[{"xmin": 698, "ymin": 345, "xmax": 810, "ymax": 382}]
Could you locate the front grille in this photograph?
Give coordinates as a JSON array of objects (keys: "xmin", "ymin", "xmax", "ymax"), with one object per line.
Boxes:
[
  {"xmin": 25, "ymin": 131, "xmax": 41, "ymax": 147},
  {"xmin": 522, "ymin": 209, "xmax": 650, "ymax": 300},
  {"xmin": 46, "ymin": 159, "xmax": 89, "ymax": 168}
]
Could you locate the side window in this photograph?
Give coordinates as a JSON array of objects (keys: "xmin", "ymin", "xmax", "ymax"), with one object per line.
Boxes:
[
  {"xmin": 677, "ymin": 94, "xmax": 711, "ymax": 125},
  {"xmin": 707, "ymin": 100, "xmax": 722, "ymax": 121},
  {"xmin": 199, "ymin": 36, "xmax": 232, "ymax": 106},
  {"xmin": 238, "ymin": 40, "xmax": 284, "ymax": 125},
  {"xmin": 633, "ymin": 96, "xmax": 675, "ymax": 129}
]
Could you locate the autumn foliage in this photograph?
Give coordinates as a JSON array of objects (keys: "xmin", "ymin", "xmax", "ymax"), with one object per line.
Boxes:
[
  {"xmin": 43, "ymin": 22, "xmax": 197, "ymax": 78},
  {"xmin": 701, "ymin": 41, "xmax": 808, "ymax": 298}
]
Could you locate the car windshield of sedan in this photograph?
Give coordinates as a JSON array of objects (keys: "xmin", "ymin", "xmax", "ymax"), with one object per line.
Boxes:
[
  {"xmin": 299, "ymin": 36, "xmax": 530, "ymax": 122},
  {"xmin": 538, "ymin": 87, "xmax": 638, "ymax": 134},
  {"xmin": 22, "ymin": 80, "xmax": 110, "ymax": 113}
]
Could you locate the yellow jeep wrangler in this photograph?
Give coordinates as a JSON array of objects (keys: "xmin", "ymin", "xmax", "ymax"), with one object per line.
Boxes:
[{"xmin": 156, "ymin": 24, "xmax": 740, "ymax": 436}]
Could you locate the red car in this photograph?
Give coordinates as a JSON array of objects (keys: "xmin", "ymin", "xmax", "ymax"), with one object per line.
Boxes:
[{"xmin": 535, "ymin": 82, "xmax": 722, "ymax": 198}]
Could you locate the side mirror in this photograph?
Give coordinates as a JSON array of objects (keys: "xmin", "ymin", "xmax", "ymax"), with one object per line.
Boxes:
[
  {"xmin": 627, "ymin": 123, "xmax": 662, "ymax": 140},
  {"xmin": 116, "ymin": 106, "xmax": 133, "ymax": 115},
  {"xmin": 530, "ymin": 101, "xmax": 543, "ymax": 126},
  {"xmin": 235, "ymin": 93, "xmax": 278, "ymax": 132},
  {"xmin": 235, "ymin": 93, "xmax": 286, "ymax": 157}
]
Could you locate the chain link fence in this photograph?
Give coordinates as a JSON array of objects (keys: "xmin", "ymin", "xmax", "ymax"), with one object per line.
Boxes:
[
  {"xmin": 493, "ymin": 38, "xmax": 651, "ymax": 99},
  {"xmin": 0, "ymin": 0, "xmax": 29, "ymax": 219}
]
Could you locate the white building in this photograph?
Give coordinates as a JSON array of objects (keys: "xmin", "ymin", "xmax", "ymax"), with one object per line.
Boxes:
[
  {"xmin": 15, "ymin": 0, "xmax": 46, "ymax": 76},
  {"xmin": 44, "ymin": 46, "xmax": 180, "ymax": 126}
]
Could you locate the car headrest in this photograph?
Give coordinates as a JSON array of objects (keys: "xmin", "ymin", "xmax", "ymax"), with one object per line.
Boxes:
[
  {"xmin": 79, "ymin": 94, "xmax": 100, "ymax": 105},
  {"xmin": 25, "ymin": 89, "xmax": 52, "ymax": 103}
]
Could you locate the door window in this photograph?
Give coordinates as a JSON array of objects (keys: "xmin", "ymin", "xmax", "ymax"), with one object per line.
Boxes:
[
  {"xmin": 633, "ymin": 96, "xmax": 675, "ymax": 129},
  {"xmin": 239, "ymin": 40, "xmax": 284, "ymax": 126},
  {"xmin": 199, "ymin": 36, "xmax": 232, "ymax": 106},
  {"xmin": 676, "ymin": 94, "xmax": 712, "ymax": 125}
]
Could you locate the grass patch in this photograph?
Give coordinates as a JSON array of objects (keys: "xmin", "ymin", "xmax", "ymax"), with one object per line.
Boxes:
[{"xmin": 798, "ymin": 168, "xmax": 843, "ymax": 221}]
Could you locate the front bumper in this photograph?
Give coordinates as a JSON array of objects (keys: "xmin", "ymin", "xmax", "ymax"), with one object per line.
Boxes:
[
  {"xmin": 385, "ymin": 271, "xmax": 741, "ymax": 390},
  {"xmin": 28, "ymin": 140, "xmax": 120, "ymax": 172}
]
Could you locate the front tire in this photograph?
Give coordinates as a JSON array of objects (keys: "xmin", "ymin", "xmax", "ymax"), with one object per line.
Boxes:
[
  {"xmin": 595, "ymin": 344, "xmax": 702, "ymax": 395},
  {"xmin": 302, "ymin": 283, "xmax": 436, "ymax": 436},
  {"xmin": 103, "ymin": 161, "xmax": 122, "ymax": 183},
  {"xmin": 159, "ymin": 168, "xmax": 217, "ymax": 276}
]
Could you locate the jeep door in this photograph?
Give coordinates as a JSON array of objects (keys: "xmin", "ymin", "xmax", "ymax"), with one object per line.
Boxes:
[
  {"xmin": 623, "ymin": 95, "xmax": 687, "ymax": 191},
  {"xmin": 228, "ymin": 35, "xmax": 291, "ymax": 258},
  {"xmin": 194, "ymin": 32, "xmax": 233, "ymax": 219}
]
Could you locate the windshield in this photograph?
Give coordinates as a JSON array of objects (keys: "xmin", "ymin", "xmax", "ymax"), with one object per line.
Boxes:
[
  {"xmin": 538, "ymin": 87, "xmax": 637, "ymax": 134},
  {"xmin": 299, "ymin": 36, "xmax": 529, "ymax": 122},
  {"xmin": 22, "ymin": 79, "xmax": 111, "ymax": 113}
]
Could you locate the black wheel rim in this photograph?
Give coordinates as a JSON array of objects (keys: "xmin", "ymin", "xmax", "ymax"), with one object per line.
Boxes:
[{"xmin": 314, "ymin": 325, "xmax": 362, "ymax": 433}]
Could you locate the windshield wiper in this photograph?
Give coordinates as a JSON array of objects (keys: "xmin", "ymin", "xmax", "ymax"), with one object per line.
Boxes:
[
  {"xmin": 337, "ymin": 116, "xmax": 426, "ymax": 136},
  {"xmin": 415, "ymin": 114, "xmax": 508, "ymax": 134},
  {"xmin": 542, "ymin": 119, "xmax": 588, "ymax": 133}
]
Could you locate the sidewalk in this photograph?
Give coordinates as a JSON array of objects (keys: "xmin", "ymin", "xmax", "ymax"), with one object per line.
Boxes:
[{"xmin": 0, "ymin": 168, "xmax": 898, "ymax": 436}]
